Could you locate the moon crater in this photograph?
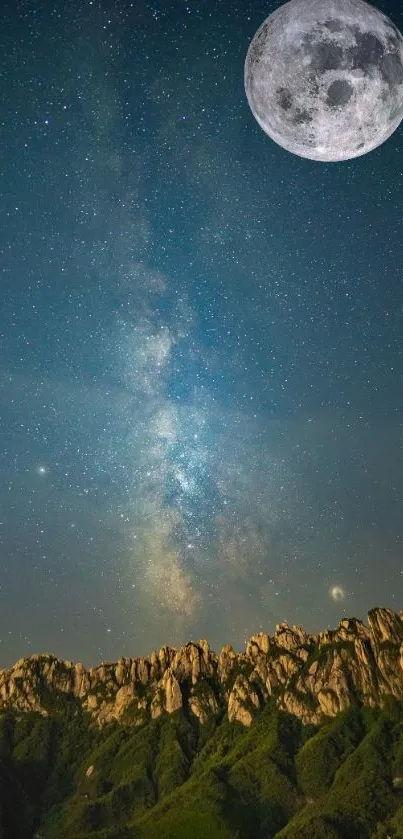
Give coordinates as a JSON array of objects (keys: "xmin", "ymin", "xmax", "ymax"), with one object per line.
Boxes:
[{"xmin": 326, "ymin": 79, "xmax": 353, "ymax": 107}]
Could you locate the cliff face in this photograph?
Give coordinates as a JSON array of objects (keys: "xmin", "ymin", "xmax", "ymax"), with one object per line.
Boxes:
[{"xmin": 1, "ymin": 607, "xmax": 403, "ymax": 728}]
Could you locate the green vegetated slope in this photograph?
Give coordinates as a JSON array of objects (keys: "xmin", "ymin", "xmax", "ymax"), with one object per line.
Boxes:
[{"xmin": 2, "ymin": 697, "xmax": 403, "ymax": 839}]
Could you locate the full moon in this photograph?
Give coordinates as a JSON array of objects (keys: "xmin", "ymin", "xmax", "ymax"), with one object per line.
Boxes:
[{"xmin": 244, "ymin": 0, "xmax": 403, "ymax": 161}]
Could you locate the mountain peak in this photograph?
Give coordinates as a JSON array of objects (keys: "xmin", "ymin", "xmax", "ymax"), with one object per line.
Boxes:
[{"xmin": 1, "ymin": 606, "xmax": 402, "ymax": 728}]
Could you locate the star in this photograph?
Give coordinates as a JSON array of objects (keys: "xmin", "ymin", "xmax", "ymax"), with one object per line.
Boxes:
[{"xmin": 330, "ymin": 586, "xmax": 345, "ymax": 602}]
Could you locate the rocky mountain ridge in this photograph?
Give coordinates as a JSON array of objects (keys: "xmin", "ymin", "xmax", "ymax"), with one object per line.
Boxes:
[{"xmin": 1, "ymin": 606, "xmax": 403, "ymax": 728}]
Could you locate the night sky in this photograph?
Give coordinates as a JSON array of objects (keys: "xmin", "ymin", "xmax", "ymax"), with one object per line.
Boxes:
[{"xmin": 1, "ymin": 0, "xmax": 403, "ymax": 668}]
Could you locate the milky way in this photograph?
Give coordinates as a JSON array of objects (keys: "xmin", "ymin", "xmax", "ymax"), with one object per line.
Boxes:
[{"xmin": 0, "ymin": 0, "xmax": 402, "ymax": 667}]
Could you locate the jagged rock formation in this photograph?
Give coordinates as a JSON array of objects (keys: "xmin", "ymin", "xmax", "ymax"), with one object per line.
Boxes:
[{"xmin": 1, "ymin": 607, "xmax": 403, "ymax": 727}]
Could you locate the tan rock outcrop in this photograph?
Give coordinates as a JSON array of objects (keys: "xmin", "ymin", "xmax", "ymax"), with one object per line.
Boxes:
[
  {"xmin": 189, "ymin": 685, "xmax": 218, "ymax": 723},
  {"xmin": 1, "ymin": 607, "xmax": 403, "ymax": 729},
  {"xmin": 227, "ymin": 674, "xmax": 260, "ymax": 726}
]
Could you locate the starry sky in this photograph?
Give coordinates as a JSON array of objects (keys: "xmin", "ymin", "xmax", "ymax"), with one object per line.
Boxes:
[{"xmin": 1, "ymin": 0, "xmax": 403, "ymax": 668}]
